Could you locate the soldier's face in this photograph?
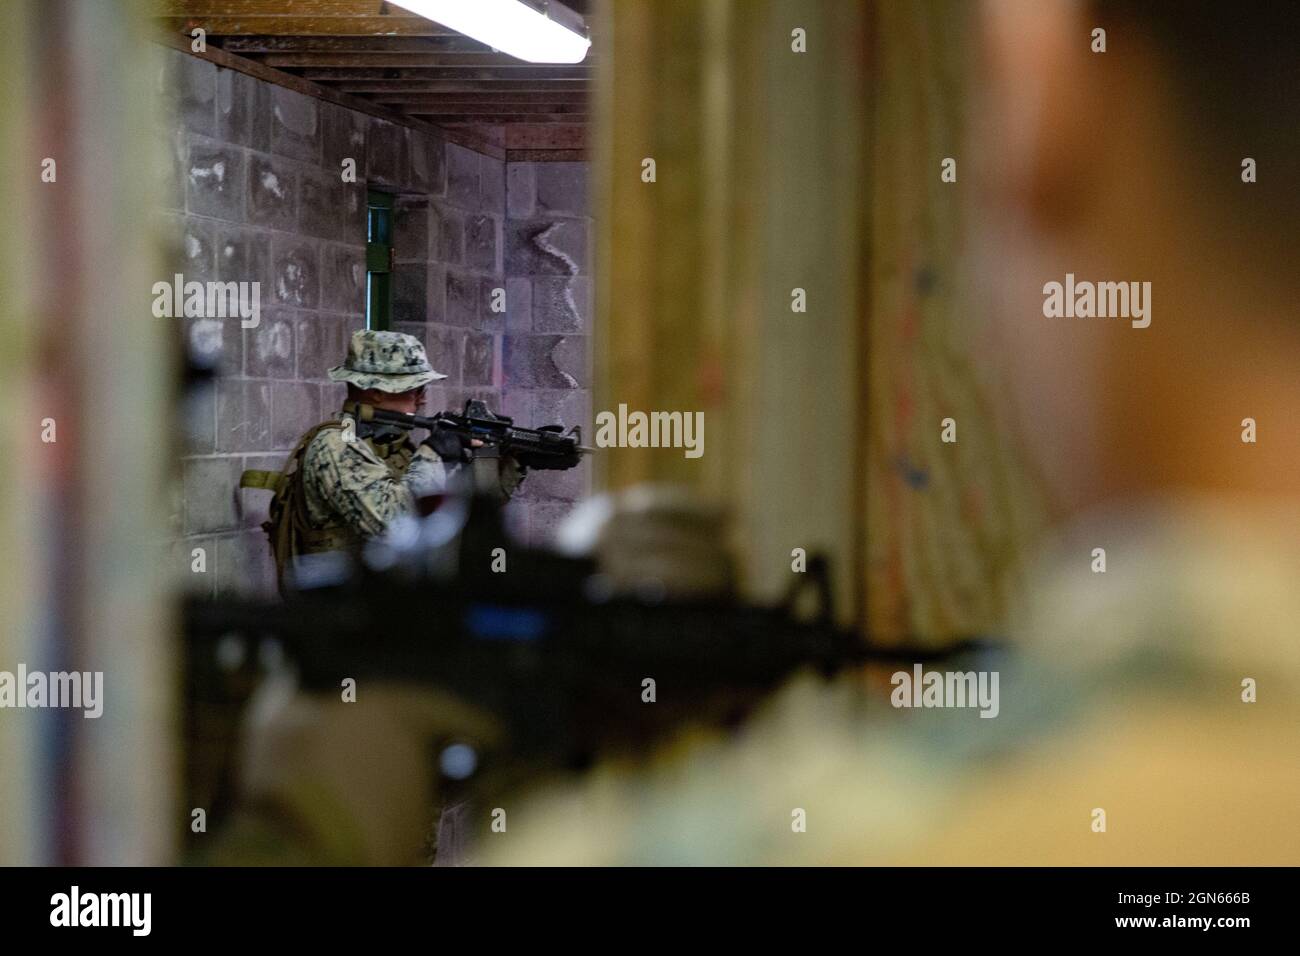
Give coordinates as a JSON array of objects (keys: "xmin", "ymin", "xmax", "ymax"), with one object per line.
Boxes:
[{"xmin": 364, "ymin": 386, "xmax": 426, "ymax": 414}]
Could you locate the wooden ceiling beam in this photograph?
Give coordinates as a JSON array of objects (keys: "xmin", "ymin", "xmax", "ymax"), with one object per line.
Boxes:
[
  {"xmin": 502, "ymin": 124, "xmax": 587, "ymax": 149},
  {"xmin": 151, "ymin": 30, "xmax": 505, "ymax": 158},
  {"xmin": 154, "ymin": 2, "xmax": 593, "ymax": 159},
  {"xmin": 158, "ymin": 16, "xmax": 454, "ymax": 36},
  {"xmin": 221, "ymin": 35, "xmax": 490, "ymax": 53},
  {"xmin": 158, "ymin": 0, "xmax": 592, "ymax": 20},
  {"xmin": 383, "ymin": 104, "xmax": 586, "ymax": 116},
  {"xmin": 323, "ymin": 82, "xmax": 587, "ymax": 95},
  {"xmin": 505, "ymin": 148, "xmax": 588, "ymax": 162},
  {"xmin": 370, "ymin": 93, "xmax": 587, "ymax": 105},
  {"xmin": 326, "ymin": 81, "xmax": 587, "ymax": 94},
  {"xmin": 259, "ymin": 53, "xmax": 595, "ymax": 68},
  {"xmin": 156, "ymin": 0, "xmax": 420, "ymax": 13},
  {"xmin": 296, "ymin": 67, "xmax": 590, "ymax": 81},
  {"xmin": 408, "ymin": 113, "xmax": 589, "ymax": 124}
]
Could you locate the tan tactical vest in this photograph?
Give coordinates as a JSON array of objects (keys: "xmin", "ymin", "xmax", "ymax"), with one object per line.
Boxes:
[{"xmin": 239, "ymin": 419, "xmax": 417, "ymax": 593}]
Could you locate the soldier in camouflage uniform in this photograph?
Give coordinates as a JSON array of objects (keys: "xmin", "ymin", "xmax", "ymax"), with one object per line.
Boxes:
[{"xmin": 241, "ymin": 329, "xmax": 518, "ymax": 590}]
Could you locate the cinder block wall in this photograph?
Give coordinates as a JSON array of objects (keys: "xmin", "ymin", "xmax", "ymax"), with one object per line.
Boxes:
[
  {"xmin": 499, "ymin": 162, "xmax": 593, "ymax": 544},
  {"xmin": 160, "ymin": 47, "xmax": 591, "ymax": 596}
]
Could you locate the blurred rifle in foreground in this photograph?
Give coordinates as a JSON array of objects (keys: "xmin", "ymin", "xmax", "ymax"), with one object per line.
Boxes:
[{"xmin": 182, "ymin": 494, "xmax": 994, "ymax": 798}]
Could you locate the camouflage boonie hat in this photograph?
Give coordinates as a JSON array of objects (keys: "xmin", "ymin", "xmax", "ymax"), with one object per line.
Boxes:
[{"xmin": 328, "ymin": 329, "xmax": 447, "ymax": 392}]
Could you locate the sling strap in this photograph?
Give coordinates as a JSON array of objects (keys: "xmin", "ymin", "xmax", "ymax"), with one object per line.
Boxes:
[
  {"xmin": 238, "ymin": 470, "xmax": 283, "ymax": 493},
  {"xmin": 239, "ymin": 420, "xmax": 348, "ymax": 594}
]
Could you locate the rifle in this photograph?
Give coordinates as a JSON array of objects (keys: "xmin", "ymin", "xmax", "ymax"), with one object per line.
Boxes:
[
  {"xmin": 182, "ymin": 493, "xmax": 997, "ymax": 796},
  {"xmin": 345, "ymin": 398, "xmax": 590, "ymax": 471}
]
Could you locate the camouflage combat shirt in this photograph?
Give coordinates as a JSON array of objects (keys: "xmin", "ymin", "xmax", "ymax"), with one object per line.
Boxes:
[{"xmin": 300, "ymin": 419, "xmax": 450, "ymax": 540}]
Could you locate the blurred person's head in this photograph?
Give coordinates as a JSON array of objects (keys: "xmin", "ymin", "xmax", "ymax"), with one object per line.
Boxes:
[{"xmin": 974, "ymin": 0, "xmax": 1299, "ymax": 516}]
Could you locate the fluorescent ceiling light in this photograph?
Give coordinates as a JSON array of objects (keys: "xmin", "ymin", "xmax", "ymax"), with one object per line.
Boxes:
[{"xmin": 388, "ymin": 0, "xmax": 591, "ymax": 64}]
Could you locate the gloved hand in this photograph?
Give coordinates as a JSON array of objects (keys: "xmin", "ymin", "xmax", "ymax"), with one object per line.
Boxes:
[{"xmin": 422, "ymin": 422, "xmax": 472, "ymax": 463}]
